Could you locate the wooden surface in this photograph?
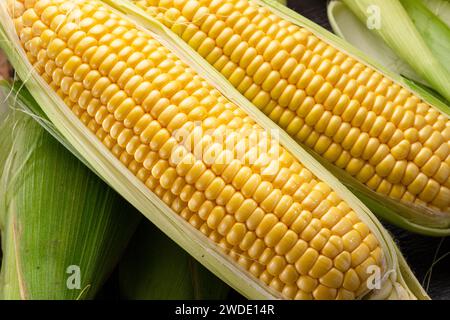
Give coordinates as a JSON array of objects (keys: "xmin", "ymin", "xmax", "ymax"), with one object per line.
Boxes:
[{"xmin": 287, "ymin": 0, "xmax": 450, "ymax": 300}]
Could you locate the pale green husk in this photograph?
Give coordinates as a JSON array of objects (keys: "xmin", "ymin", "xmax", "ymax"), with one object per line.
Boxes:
[
  {"xmin": 341, "ymin": 0, "xmax": 450, "ymax": 104},
  {"xmin": 111, "ymin": 0, "xmax": 449, "ymax": 236},
  {"xmin": 0, "ymin": 0, "xmax": 428, "ymax": 299},
  {"xmin": 120, "ymin": 221, "xmax": 229, "ymax": 300},
  {"xmin": 400, "ymin": 0, "xmax": 450, "ymax": 77},
  {"xmin": 0, "ymin": 87, "xmax": 141, "ymax": 299},
  {"xmin": 0, "ymin": 87, "xmax": 13, "ymax": 179},
  {"xmin": 422, "ymin": 0, "xmax": 450, "ymax": 27}
]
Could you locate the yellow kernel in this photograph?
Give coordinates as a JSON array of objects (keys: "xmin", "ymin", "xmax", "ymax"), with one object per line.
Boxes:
[
  {"xmin": 342, "ymin": 269, "xmax": 360, "ymax": 291},
  {"xmin": 297, "ymin": 275, "xmax": 318, "ymax": 293},
  {"xmin": 265, "ymin": 222, "xmax": 288, "ymax": 248},
  {"xmin": 295, "ymin": 248, "xmax": 319, "ymax": 275},
  {"xmin": 226, "ymin": 223, "xmax": 247, "ymax": 246},
  {"xmin": 313, "ymin": 284, "xmax": 337, "ymax": 300}
]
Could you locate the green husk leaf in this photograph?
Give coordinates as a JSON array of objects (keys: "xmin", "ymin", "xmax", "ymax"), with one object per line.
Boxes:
[
  {"xmin": 422, "ymin": 0, "xmax": 450, "ymax": 28},
  {"xmin": 0, "ymin": 89, "xmax": 141, "ymax": 299},
  {"xmin": 327, "ymin": 0, "xmax": 450, "ymax": 113},
  {"xmin": 341, "ymin": 0, "xmax": 450, "ymax": 104},
  {"xmin": 400, "ymin": 0, "xmax": 450, "ymax": 76},
  {"xmin": 0, "ymin": 86, "xmax": 14, "ymax": 180},
  {"xmin": 0, "ymin": 0, "xmax": 427, "ymax": 299},
  {"xmin": 0, "ymin": 80, "xmax": 100, "ymax": 175},
  {"xmin": 120, "ymin": 221, "xmax": 229, "ymax": 300}
]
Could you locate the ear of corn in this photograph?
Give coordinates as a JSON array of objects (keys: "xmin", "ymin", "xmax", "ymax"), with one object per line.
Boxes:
[
  {"xmin": 341, "ymin": 0, "xmax": 450, "ymax": 104},
  {"xmin": 120, "ymin": 221, "xmax": 229, "ymax": 299},
  {"xmin": 113, "ymin": 0, "xmax": 450, "ymax": 236},
  {"xmin": 0, "ymin": 86, "xmax": 141, "ymax": 299},
  {"xmin": 0, "ymin": 0, "xmax": 428, "ymax": 299}
]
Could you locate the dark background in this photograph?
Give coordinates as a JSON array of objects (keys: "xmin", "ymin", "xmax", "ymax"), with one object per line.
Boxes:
[{"xmin": 101, "ymin": 0, "xmax": 449, "ymax": 300}]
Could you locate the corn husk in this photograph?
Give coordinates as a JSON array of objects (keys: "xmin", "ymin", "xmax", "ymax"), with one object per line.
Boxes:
[
  {"xmin": 120, "ymin": 221, "xmax": 229, "ymax": 300},
  {"xmin": 0, "ymin": 85, "xmax": 141, "ymax": 299},
  {"xmin": 0, "ymin": 86, "xmax": 13, "ymax": 178},
  {"xmin": 0, "ymin": 0, "xmax": 428, "ymax": 299},
  {"xmin": 340, "ymin": 0, "xmax": 450, "ymax": 104},
  {"xmin": 422, "ymin": 0, "xmax": 450, "ymax": 28},
  {"xmin": 107, "ymin": 0, "xmax": 449, "ymax": 234},
  {"xmin": 400, "ymin": 0, "xmax": 450, "ymax": 77}
]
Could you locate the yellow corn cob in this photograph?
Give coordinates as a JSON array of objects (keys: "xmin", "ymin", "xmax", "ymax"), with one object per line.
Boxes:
[
  {"xmin": 131, "ymin": 0, "xmax": 450, "ymax": 215},
  {"xmin": 7, "ymin": 0, "xmax": 388, "ymax": 300}
]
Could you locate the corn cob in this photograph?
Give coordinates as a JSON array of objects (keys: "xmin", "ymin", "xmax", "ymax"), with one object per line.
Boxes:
[
  {"xmin": 122, "ymin": 0, "xmax": 450, "ymax": 234},
  {"xmin": 0, "ymin": 0, "xmax": 427, "ymax": 299}
]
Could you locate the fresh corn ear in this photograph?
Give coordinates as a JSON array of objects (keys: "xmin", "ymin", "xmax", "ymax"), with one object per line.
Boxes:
[
  {"xmin": 0, "ymin": 0, "xmax": 428, "ymax": 300},
  {"xmin": 111, "ymin": 0, "xmax": 450, "ymax": 235},
  {"xmin": 0, "ymin": 87, "xmax": 141, "ymax": 299},
  {"xmin": 120, "ymin": 221, "xmax": 229, "ymax": 299}
]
